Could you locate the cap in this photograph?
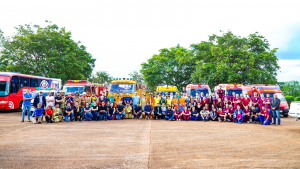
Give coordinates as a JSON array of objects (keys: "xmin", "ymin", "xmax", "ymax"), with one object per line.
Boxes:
[
  {"xmin": 82, "ymin": 92, "xmax": 87, "ymax": 95},
  {"xmin": 135, "ymin": 92, "xmax": 137, "ymax": 94},
  {"xmin": 75, "ymin": 91, "xmax": 79, "ymax": 94},
  {"xmin": 143, "ymin": 94, "xmax": 146, "ymax": 96},
  {"xmin": 149, "ymin": 93, "xmax": 152, "ymax": 95},
  {"xmin": 60, "ymin": 90, "xmax": 65, "ymax": 93}
]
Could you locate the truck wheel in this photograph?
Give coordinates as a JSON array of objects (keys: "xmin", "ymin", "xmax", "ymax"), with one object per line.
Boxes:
[
  {"xmin": 17, "ymin": 101, "xmax": 23, "ymax": 112},
  {"xmin": 283, "ymin": 114, "xmax": 288, "ymax": 118}
]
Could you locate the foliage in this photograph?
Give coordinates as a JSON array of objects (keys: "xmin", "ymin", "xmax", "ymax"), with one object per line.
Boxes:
[
  {"xmin": 278, "ymin": 81, "xmax": 300, "ymax": 98},
  {"xmin": 0, "ymin": 21, "xmax": 95, "ymax": 83},
  {"xmin": 141, "ymin": 45, "xmax": 195, "ymax": 90},
  {"xmin": 190, "ymin": 31, "xmax": 280, "ymax": 88},
  {"xmin": 129, "ymin": 71, "xmax": 144, "ymax": 84},
  {"xmin": 90, "ymin": 71, "xmax": 112, "ymax": 84},
  {"xmin": 285, "ymin": 96, "xmax": 294, "ymax": 105},
  {"xmin": 295, "ymin": 96, "xmax": 300, "ymax": 101}
]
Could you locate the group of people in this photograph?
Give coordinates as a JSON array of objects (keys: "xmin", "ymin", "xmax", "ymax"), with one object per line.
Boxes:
[{"xmin": 21, "ymin": 85, "xmax": 282, "ymax": 126}]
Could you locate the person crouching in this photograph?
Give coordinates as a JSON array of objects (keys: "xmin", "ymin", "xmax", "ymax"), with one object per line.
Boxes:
[
  {"xmin": 32, "ymin": 103, "xmax": 43, "ymax": 124},
  {"xmin": 45, "ymin": 105, "xmax": 54, "ymax": 123}
]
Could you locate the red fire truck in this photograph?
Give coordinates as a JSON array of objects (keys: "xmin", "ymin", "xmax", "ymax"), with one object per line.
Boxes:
[
  {"xmin": 245, "ymin": 84, "xmax": 289, "ymax": 117},
  {"xmin": 93, "ymin": 83, "xmax": 108, "ymax": 97},
  {"xmin": 0, "ymin": 72, "xmax": 61, "ymax": 111},
  {"xmin": 62, "ymin": 80, "xmax": 95, "ymax": 96}
]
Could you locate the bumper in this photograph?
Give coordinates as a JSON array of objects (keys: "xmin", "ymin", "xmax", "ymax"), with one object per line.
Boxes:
[{"xmin": 280, "ymin": 110, "xmax": 289, "ymax": 115}]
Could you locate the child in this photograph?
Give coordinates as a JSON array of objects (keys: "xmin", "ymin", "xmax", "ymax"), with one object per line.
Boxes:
[{"xmin": 237, "ymin": 110, "xmax": 242, "ymax": 124}]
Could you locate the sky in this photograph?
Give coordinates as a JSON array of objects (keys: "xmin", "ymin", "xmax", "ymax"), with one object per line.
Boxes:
[{"xmin": 1, "ymin": 0, "xmax": 300, "ymax": 82}]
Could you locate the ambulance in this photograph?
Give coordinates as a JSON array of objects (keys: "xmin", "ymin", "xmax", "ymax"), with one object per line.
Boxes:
[
  {"xmin": 156, "ymin": 85, "xmax": 178, "ymax": 96},
  {"xmin": 186, "ymin": 84, "xmax": 211, "ymax": 98},
  {"xmin": 245, "ymin": 84, "xmax": 289, "ymax": 117},
  {"xmin": 289, "ymin": 101, "xmax": 300, "ymax": 121},
  {"xmin": 214, "ymin": 84, "xmax": 246, "ymax": 97}
]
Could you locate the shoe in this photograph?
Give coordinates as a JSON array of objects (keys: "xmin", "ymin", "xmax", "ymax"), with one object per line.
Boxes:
[
  {"xmin": 21, "ymin": 120, "xmax": 24, "ymax": 122},
  {"xmin": 46, "ymin": 121, "xmax": 48, "ymax": 124},
  {"xmin": 271, "ymin": 123, "xmax": 276, "ymax": 125},
  {"xmin": 38, "ymin": 122, "xmax": 42, "ymax": 124},
  {"xmin": 247, "ymin": 121, "xmax": 250, "ymax": 123},
  {"xmin": 169, "ymin": 119, "xmax": 171, "ymax": 121},
  {"xmin": 234, "ymin": 121, "xmax": 237, "ymax": 123},
  {"xmin": 177, "ymin": 119, "xmax": 178, "ymax": 121},
  {"xmin": 239, "ymin": 122, "xmax": 241, "ymax": 124},
  {"xmin": 179, "ymin": 119, "xmax": 181, "ymax": 121},
  {"xmin": 278, "ymin": 124, "xmax": 280, "ymax": 126}
]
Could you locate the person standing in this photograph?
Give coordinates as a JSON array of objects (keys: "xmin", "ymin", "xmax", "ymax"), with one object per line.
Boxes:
[
  {"xmin": 65, "ymin": 92, "xmax": 74, "ymax": 106},
  {"xmin": 123, "ymin": 93, "xmax": 133, "ymax": 106},
  {"xmin": 46, "ymin": 92, "xmax": 55, "ymax": 109},
  {"xmin": 99, "ymin": 92, "xmax": 108, "ymax": 106},
  {"xmin": 140, "ymin": 94, "xmax": 147, "ymax": 109},
  {"xmin": 147, "ymin": 93, "xmax": 154, "ymax": 108},
  {"xmin": 179, "ymin": 95, "xmax": 186, "ymax": 107},
  {"xmin": 172, "ymin": 96, "xmax": 179, "ymax": 109},
  {"xmin": 22, "ymin": 88, "xmax": 33, "ymax": 122},
  {"xmin": 115, "ymin": 93, "xmax": 121, "ymax": 107},
  {"xmin": 271, "ymin": 94, "xmax": 281, "ymax": 125},
  {"xmin": 55, "ymin": 91, "xmax": 63, "ymax": 109},
  {"xmin": 81, "ymin": 92, "xmax": 88, "ymax": 108},
  {"xmin": 33, "ymin": 91, "xmax": 46, "ymax": 110},
  {"xmin": 233, "ymin": 94, "xmax": 242, "ymax": 110},
  {"xmin": 263, "ymin": 94, "xmax": 273, "ymax": 123},
  {"xmin": 73, "ymin": 91, "xmax": 81, "ymax": 106},
  {"xmin": 217, "ymin": 85, "xmax": 224, "ymax": 98},
  {"xmin": 154, "ymin": 94, "xmax": 161, "ymax": 107},
  {"xmin": 166, "ymin": 96, "xmax": 172, "ymax": 107},
  {"xmin": 132, "ymin": 92, "xmax": 141, "ymax": 112},
  {"xmin": 242, "ymin": 94, "xmax": 251, "ymax": 109},
  {"xmin": 108, "ymin": 93, "xmax": 115, "ymax": 107},
  {"xmin": 251, "ymin": 92, "xmax": 260, "ymax": 112}
]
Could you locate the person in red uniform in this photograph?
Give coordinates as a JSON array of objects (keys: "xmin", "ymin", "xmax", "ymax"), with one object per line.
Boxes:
[
  {"xmin": 216, "ymin": 98, "xmax": 223, "ymax": 109},
  {"xmin": 45, "ymin": 105, "xmax": 54, "ymax": 123},
  {"xmin": 217, "ymin": 107, "xmax": 226, "ymax": 122},
  {"xmin": 222, "ymin": 92, "xmax": 231, "ymax": 102},
  {"xmin": 223, "ymin": 98, "xmax": 232, "ymax": 107},
  {"xmin": 217, "ymin": 85, "xmax": 224, "ymax": 98},
  {"xmin": 263, "ymin": 93, "xmax": 273, "ymax": 123},
  {"xmin": 230, "ymin": 92, "xmax": 236, "ymax": 101},
  {"xmin": 223, "ymin": 103, "xmax": 232, "ymax": 121},
  {"xmin": 243, "ymin": 106, "xmax": 251, "ymax": 123},
  {"xmin": 228, "ymin": 104, "xmax": 235, "ymax": 118},
  {"xmin": 201, "ymin": 97, "xmax": 208, "ymax": 107},
  {"xmin": 233, "ymin": 94, "xmax": 242, "ymax": 110},
  {"xmin": 259, "ymin": 94, "xmax": 265, "ymax": 111},
  {"xmin": 242, "ymin": 94, "xmax": 251, "ymax": 109},
  {"xmin": 251, "ymin": 92, "xmax": 260, "ymax": 112},
  {"xmin": 259, "ymin": 105, "xmax": 271, "ymax": 125}
]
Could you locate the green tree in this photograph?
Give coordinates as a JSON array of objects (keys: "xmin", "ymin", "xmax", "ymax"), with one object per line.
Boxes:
[
  {"xmin": 90, "ymin": 71, "xmax": 112, "ymax": 84},
  {"xmin": 278, "ymin": 81, "xmax": 300, "ymax": 97},
  {"xmin": 141, "ymin": 45, "xmax": 195, "ymax": 90},
  {"xmin": 190, "ymin": 31, "xmax": 280, "ymax": 88},
  {"xmin": 129, "ymin": 71, "xmax": 144, "ymax": 84},
  {"xmin": 0, "ymin": 21, "xmax": 95, "ymax": 83}
]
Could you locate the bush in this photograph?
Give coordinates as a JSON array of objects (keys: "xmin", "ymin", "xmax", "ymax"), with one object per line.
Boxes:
[
  {"xmin": 295, "ymin": 96, "xmax": 300, "ymax": 101},
  {"xmin": 285, "ymin": 96, "xmax": 295, "ymax": 105}
]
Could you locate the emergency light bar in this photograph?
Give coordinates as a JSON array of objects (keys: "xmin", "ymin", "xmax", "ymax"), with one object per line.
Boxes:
[{"xmin": 36, "ymin": 88, "xmax": 52, "ymax": 90}]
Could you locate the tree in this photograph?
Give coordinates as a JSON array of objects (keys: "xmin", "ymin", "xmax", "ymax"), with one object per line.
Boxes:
[
  {"xmin": 141, "ymin": 45, "xmax": 195, "ymax": 90},
  {"xmin": 90, "ymin": 71, "xmax": 112, "ymax": 84},
  {"xmin": 278, "ymin": 81, "xmax": 300, "ymax": 97},
  {"xmin": 190, "ymin": 31, "xmax": 280, "ymax": 88},
  {"xmin": 0, "ymin": 21, "xmax": 95, "ymax": 83},
  {"xmin": 129, "ymin": 71, "xmax": 144, "ymax": 84}
]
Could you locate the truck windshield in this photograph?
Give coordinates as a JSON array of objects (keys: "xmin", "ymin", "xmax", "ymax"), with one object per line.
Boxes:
[
  {"xmin": 226, "ymin": 89, "xmax": 243, "ymax": 97},
  {"xmin": 159, "ymin": 91, "xmax": 177, "ymax": 96},
  {"xmin": 63, "ymin": 86, "xmax": 84, "ymax": 95},
  {"xmin": 262, "ymin": 93, "xmax": 286, "ymax": 101},
  {"xmin": 109, "ymin": 83, "xmax": 135, "ymax": 93},
  {"xmin": 191, "ymin": 89, "xmax": 209, "ymax": 98},
  {"xmin": 0, "ymin": 81, "xmax": 9, "ymax": 96}
]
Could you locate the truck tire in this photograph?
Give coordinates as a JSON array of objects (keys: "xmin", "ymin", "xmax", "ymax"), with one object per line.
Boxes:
[
  {"xmin": 17, "ymin": 101, "xmax": 23, "ymax": 112},
  {"xmin": 283, "ymin": 114, "xmax": 289, "ymax": 118}
]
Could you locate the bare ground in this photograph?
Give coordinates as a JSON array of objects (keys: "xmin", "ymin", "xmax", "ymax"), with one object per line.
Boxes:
[{"xmin": 0, "ymin": 111, "xmax": 300, "ymax": 169}]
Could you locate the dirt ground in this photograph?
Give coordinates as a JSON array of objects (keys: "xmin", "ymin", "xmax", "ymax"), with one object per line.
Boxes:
[{"xmin": 0, "ymin": 111, "xmax": 300, "ymax": 169}]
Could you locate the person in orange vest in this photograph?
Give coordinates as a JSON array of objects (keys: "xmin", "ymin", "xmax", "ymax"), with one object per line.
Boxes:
[
  {"xmin": 178, "ymin": 95, "xmax": 186, "ymax": 107},
  {"xmin": 172, "ymin": 96, "xmax": 179, "ymax": 109},
  {"xmin": 147, "ymin": 93, "xmax": 154, "ymax": 108},
  {"xmin": 115, "ymin": 93, "xmax": 122, "ymax": 108}
]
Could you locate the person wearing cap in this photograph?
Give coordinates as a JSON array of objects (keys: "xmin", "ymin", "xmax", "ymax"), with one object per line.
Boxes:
[
  {"xmin": 81, "ymin": 92, "xmax": 88, "ymax": 108},
  {"xmin": 64, "ymin": 102, "xmax": 74, "ymax": 122},
  {"xmin": 132, "ymin": 92, "xmax": 140, "ymax": 112},
  {"xmin": 45, "ymin": 105, "xmax": 54, "ymax": 123},
  {"xmin": 140, "ymin": 94, "xmax": 147, "ymax": 110},
  {"xmin": 65, "ymin": 92, "xmax": 74, "ymax": 106},
  {"xmin": 88, "ymin": 93, "xmax": 99, "ymax": 107},
  {"xmin": 147, "ymin": 93, "xmax": 154, "ymax": 108},
  {"xmin": 142, "ymin": 102, "xmax": 153, "ymax": 120},
  {"xmin": 73, "ymin": 91, "xmax": 81, "ymax": 106},
  {"xmin": 133, "ymin": 102, "xmax": 143, "ymax": 119}
]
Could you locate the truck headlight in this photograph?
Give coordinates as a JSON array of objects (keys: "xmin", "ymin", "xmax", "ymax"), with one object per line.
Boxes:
[
  {"xmin": 0, "ymin": 101, "xmax": 8, "ymax": 104},
  {"xmin": 285, "ymin": 106, "xmax": 289, "ymax": 109}
]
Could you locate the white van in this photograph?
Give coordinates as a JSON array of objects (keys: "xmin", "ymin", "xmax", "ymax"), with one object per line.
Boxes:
[{"xmin": 289, "ymin": 101, "xmax": 300, "ymax": 121}]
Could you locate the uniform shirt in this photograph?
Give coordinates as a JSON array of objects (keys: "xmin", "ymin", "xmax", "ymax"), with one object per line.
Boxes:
[
  {"xmin": 32, "ymin": 108, "xmax": 43, "ymax": 117},
  {"xmin": 125, "ymin": 106, "xmax": 132, "ymax": 113},
  {"xmin": 98, "ymin": 105, "xmax": 107, "ymax": 113},
  {"xmin": 45, "ymin": 109, "xmax": 54, "ymax": 116},
  {"xmin": 179, "ymin": 98, "xmax": 186, "ymax": 107},
  {"xmin": 251, "ymin": 96, "xmax": 260, "ymax": 107},
  {"xmin": 65, "ymin": 96, "xmax": 74, "ymax": 106},
  {"xmin": 244, "ymin": 108, "xmax": 251, "ymax": 115},
  {"xmin": 166, "ymin": 99, "xmax": 172, "ymax": 107},
  {"xmin": 242, "ymin": 97, "xmax": 250, "ymax": 107},
  {"xmin": 154, "ymin": 97, "xmax": 161, "ymax": 106},
  {"xmin": 117, "ymin": 105, "xmax": 124, "ymax": 112},
  {"xmin": 132, "ymin": 95, "xmax": 141, "ymax": 105},
  {"xmin": 172, "ymin": 98, "xmax": 179, "ymax": 108},
  {"xmin": 115, "ymin": 96, "xmax": 122, "ymax": 105},
  {"xmin": 178, "ymin": 106, "xmax": 184, "ymax": 113},
  {"xmin": 23, "ymin": 93, "xmax": 32, "ymax": 106},
  {"xmin": 108, "ymin": 106, "xmax": 114, "ymax": 115},
  {"xmin": 262, "ymin": 110, "xmax": 271, "ymax": 120},
  {"xmin": 134, "ymin": 106, "xmax": 142, "ymax": 113},
  {"xmin": 222, "ymin": 95, "xmax": 231, "ymax": 101},
  {"xmin": 140, "ymin": 97, "xmax": 147, "ymax": 108},
  {"xmin": 264, "ymin": 98, "xmax": 272, "ymax": 109},
  {"xmin": 123, "ymin": 96, "xmax": 132, "ymax": 105},
  {"xmin": 233, "ymin": 97, "xmax": 242, "ymax": 109},
  {"xmin": 108, "ymin": 96, "xmax": 115, "ymax": 105},
  {"xmin": 217, "ymin": 89, "xmax": 224, "ymax": 98},
  {"xmin": 64, "ymin": 106, "xmax": 73, "ymax": 115},
  {"xmin": 143, "ymin": 105, "xmax": 152, "ymax": 112}
]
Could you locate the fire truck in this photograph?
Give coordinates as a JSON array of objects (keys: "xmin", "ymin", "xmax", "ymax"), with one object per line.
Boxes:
[
  {"xmin": 186, "ymin": 84, "xmax": 211, "ymax": 98},
  {"xmin": 62, "ymin": 80, "xmax": 94, "ymax": 96},
  {"xmin": 244, "ymin": 84, "xmax": 289, "ymax": 117},
  {"xmin": 93, "ymin": 83, "xmax": 108, "ymax": 97},
  {"xmin": 0, "ymin": 72, "xmax": 61, "ymax": 111},
  {"xmin": 108, "ymin": 78, "xmax": 145, "ymax": 97}
]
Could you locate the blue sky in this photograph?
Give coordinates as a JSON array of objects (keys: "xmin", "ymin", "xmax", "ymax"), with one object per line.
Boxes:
[{"xmin": 1, "ymin": 0, "xmax": 300, "ymax": 82}]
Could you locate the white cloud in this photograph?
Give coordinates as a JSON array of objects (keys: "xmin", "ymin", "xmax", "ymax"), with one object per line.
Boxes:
[
  {"xmin": 1, "ymin": 0, "xmax": 300, "ymax": 79},
  {"xmin": 277, "ymin": 60, "xmax": 300, "ymax": 82}
]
